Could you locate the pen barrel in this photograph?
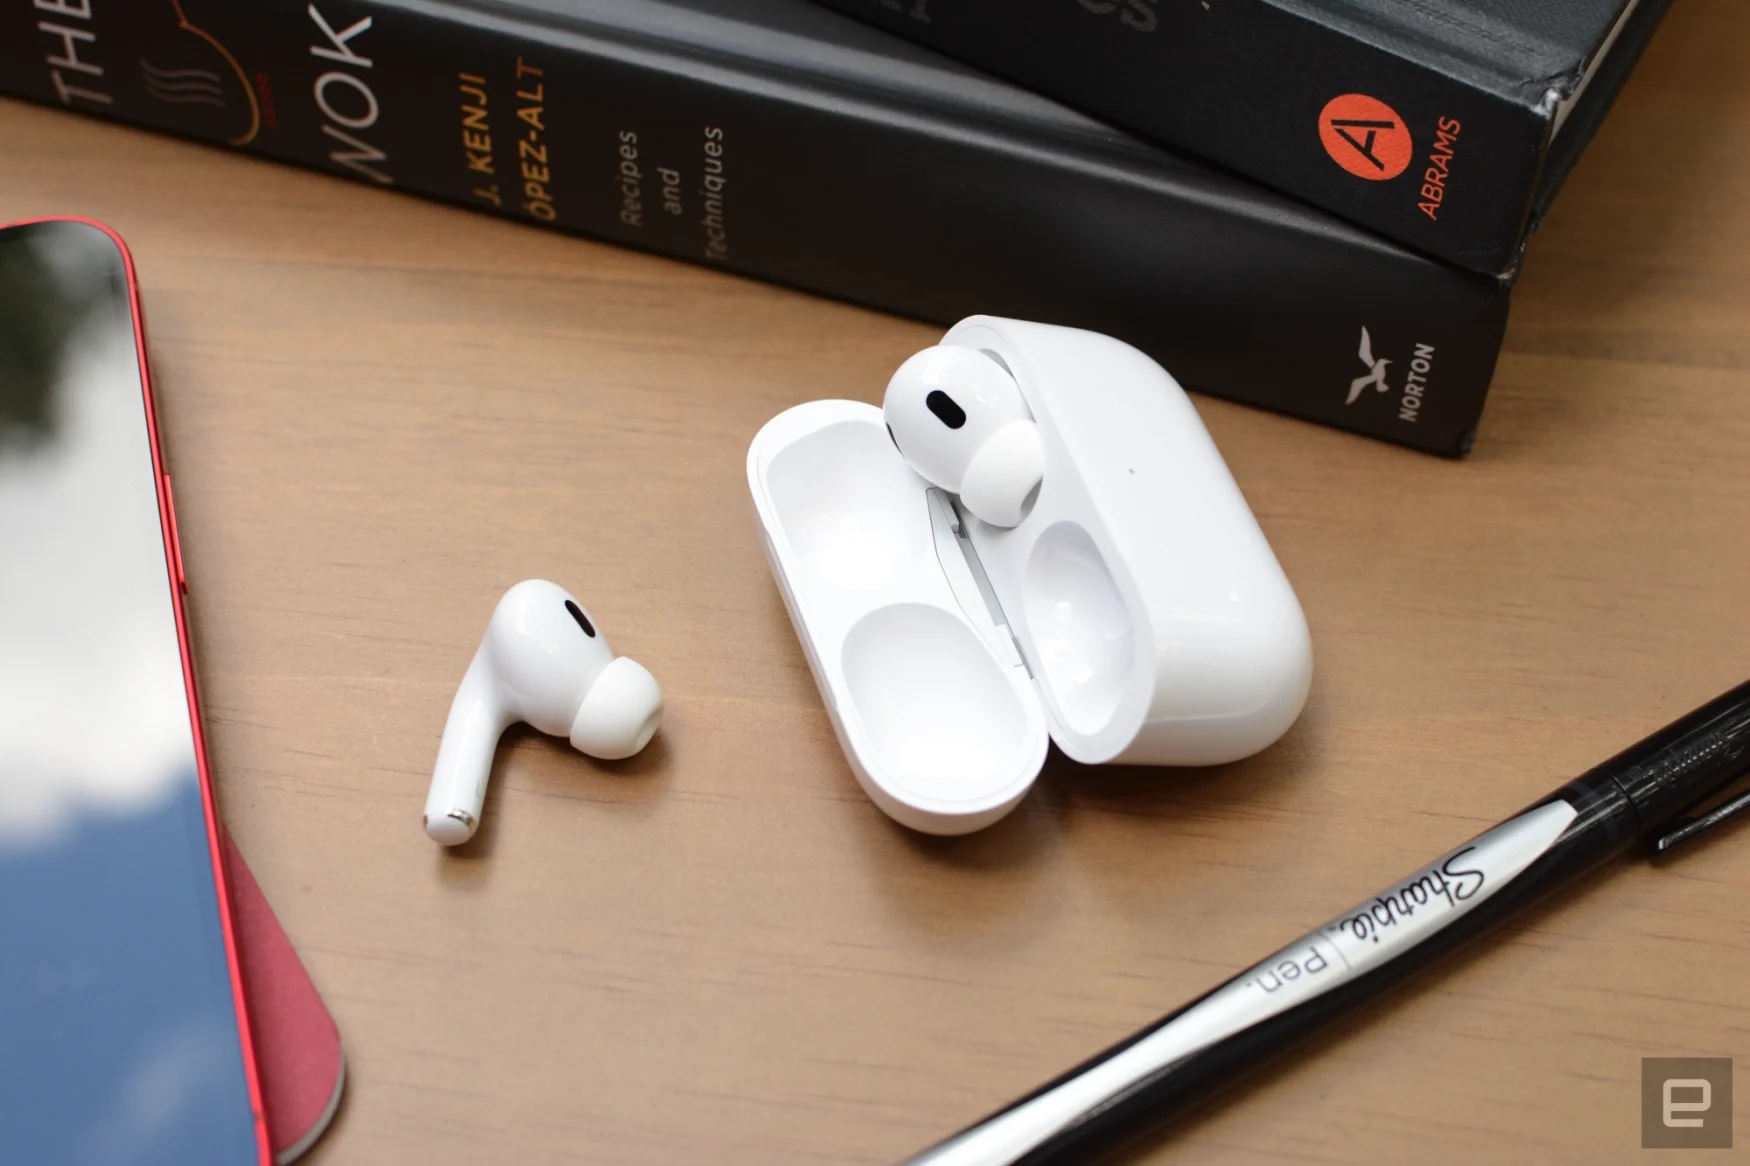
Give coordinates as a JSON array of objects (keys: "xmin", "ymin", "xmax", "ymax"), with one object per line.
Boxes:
[
  {"xmin": 904, "ymin": 780, "xmax": 1638, "ymax": 1166},
  {"xmin": 906, "ymin": 678, "xmax": 1750, "ymax": 1166},
  {"xmin": 1585, "ymin": 677, "xmax": 1750, "ymax": 840}
]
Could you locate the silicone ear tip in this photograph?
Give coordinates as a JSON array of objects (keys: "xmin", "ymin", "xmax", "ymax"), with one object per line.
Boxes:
[
  {"xmin": 960, "ymin": 419, "xmax": 1045, "ymax": 528},
  {"xmin": 569, "ymin": 656, "xmax": 664, "ymax": 760}
]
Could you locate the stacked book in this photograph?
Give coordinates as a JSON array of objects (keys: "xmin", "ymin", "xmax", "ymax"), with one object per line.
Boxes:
[{"xmin": 0, "ymin": 0, "xmax": 1669, "ymax": 453}]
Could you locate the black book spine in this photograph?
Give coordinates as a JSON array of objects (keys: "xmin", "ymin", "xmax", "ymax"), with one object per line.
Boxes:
[
  {"xmin": 815, "ymin": 0, "xmax": 1567, "ymax": 276},
  {"xmin": 0, "ymin": 0, "xmax": 1509, "ymax": 454}
]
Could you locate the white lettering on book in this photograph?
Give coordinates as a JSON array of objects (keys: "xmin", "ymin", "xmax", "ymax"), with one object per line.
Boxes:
[
  {"xmin": 701, "ymin": 126, "xmax": 729, "ymax": 262},
  {"xmin": 34, "ymin": 0, "xmax": 112, "ymax": 107},
  {"xmin": 1400, "ymin": 342, "xmax": 1435, "ymax": 423},
  {"xmin": 307, "ymin": 5, "xmax": 392, "ymax": 184}
]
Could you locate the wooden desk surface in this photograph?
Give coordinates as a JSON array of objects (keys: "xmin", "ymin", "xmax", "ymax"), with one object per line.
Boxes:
[{"xmin": 4, "ymin": 3, "xmax": 1748, "ymax": 1162}]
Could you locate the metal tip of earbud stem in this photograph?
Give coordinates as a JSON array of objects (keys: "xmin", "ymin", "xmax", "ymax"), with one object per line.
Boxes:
[{"xmin": 425, "ymin": 809, "xmax": 477, "ymax": 847}]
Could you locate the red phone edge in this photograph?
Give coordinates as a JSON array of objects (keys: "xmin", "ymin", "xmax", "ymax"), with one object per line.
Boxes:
[{"xmin": 2, "ymin": 215, "xmax": 274, "ymax": 1165}]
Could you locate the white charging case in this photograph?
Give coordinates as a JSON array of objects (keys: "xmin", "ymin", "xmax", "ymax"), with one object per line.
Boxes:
[{"xmin": 747, "ymin": 317, "xmax": 1312, "ymax": 835}]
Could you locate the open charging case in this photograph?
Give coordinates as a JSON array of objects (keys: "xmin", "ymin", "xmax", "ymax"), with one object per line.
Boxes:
[{"xmin": 747, "ymin": 317, "xmax": 1312, "ymax": 835}]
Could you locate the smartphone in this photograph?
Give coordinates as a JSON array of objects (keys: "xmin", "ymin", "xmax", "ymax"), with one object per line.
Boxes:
[
  {"xmin": 0, "ymin": 218, "xmax": 270, "ymax": 1164},
  {"xmin": 222, "ymin": 831, "xmax": 346, "ymax": 1165}
]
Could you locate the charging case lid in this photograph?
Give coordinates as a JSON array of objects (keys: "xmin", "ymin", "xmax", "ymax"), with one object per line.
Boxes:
[{"xmin": 747, "ymin": 399, "xmax": 1049, "ymax": 835}]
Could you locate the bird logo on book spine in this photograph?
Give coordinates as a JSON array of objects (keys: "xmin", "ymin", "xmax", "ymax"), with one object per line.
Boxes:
[{"xmin": 1347, "ymin": 326, "xmax": 1392, "ymax": 405}]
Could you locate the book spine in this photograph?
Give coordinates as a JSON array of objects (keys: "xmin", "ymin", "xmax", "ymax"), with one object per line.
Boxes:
[
  {"xmin": 0, "ymin": 0, "xmax": 1508, "ymax": 453},
  {"xmin": 815, "ymin": 0, "xmax": 1552, "ymax": 276}
]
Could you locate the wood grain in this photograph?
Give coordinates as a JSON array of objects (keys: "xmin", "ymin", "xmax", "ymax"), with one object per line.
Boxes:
[{"xmin": 3, "ymin": 2, "xmax": 1748, "ymax": 1162}]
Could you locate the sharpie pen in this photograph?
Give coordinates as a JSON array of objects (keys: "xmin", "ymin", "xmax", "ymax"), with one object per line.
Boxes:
[{"xmin": 904, "ymin": 678, "xmax": 1750, "ymax": 1166}]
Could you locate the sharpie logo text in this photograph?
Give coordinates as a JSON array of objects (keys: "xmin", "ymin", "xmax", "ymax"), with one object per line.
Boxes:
[{"xmin": 1338, "ymin": 849, "xmax": 1485, "ymax": 945}]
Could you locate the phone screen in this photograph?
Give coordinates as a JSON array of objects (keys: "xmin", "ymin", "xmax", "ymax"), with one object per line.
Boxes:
[{"xmin": 0, "ymin": 221, "xmax": 263, "ymax": 1164}]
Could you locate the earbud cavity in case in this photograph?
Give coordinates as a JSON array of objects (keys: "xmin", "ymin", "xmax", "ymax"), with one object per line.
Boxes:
[{"xmin": 748, "ymin": 317, "xmax": 1312, "ymax": 835}]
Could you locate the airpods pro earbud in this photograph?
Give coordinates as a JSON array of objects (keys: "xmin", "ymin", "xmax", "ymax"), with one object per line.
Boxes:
[
  {"xmin": 883, "ymin": 345, "xmax": 1045, "ymax": 528},
  {"xmin": 423, "ymin": 579, "xmax": 663, "ymax": 845}
]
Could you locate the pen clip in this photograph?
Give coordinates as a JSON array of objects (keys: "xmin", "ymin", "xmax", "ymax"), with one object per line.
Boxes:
[{"xmin": 1651, "ymin": 784, "xmax": 1750, "ymax": 855}]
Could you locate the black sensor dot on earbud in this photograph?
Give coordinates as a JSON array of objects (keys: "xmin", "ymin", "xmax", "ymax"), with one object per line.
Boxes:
[
  {"xmin": 926, "ymin": 390, "xmax": 967, "ymax": 429},
  {"xmin": 564, "ymin": 599, "xmax": 597, "ymax": 638}
]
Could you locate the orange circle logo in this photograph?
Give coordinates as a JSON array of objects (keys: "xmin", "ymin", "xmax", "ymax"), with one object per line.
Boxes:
[{"xmin": 1318, "ymin": 94, "xmax": 1412, "ymax": 181}]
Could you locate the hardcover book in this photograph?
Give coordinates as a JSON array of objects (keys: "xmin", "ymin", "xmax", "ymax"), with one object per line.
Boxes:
[
  {"xmin": 813, "ymin": 0, "xmax": 1672, "ymax": 276},
  {"xmin": 2, "ymin": 0, "xmax": 1509, "ymax": 453}
]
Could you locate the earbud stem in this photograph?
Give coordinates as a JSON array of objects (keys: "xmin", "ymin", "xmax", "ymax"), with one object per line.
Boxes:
[{"xmin": 424, "ymin": 653, "xmax": 513, "ymax": 845}]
